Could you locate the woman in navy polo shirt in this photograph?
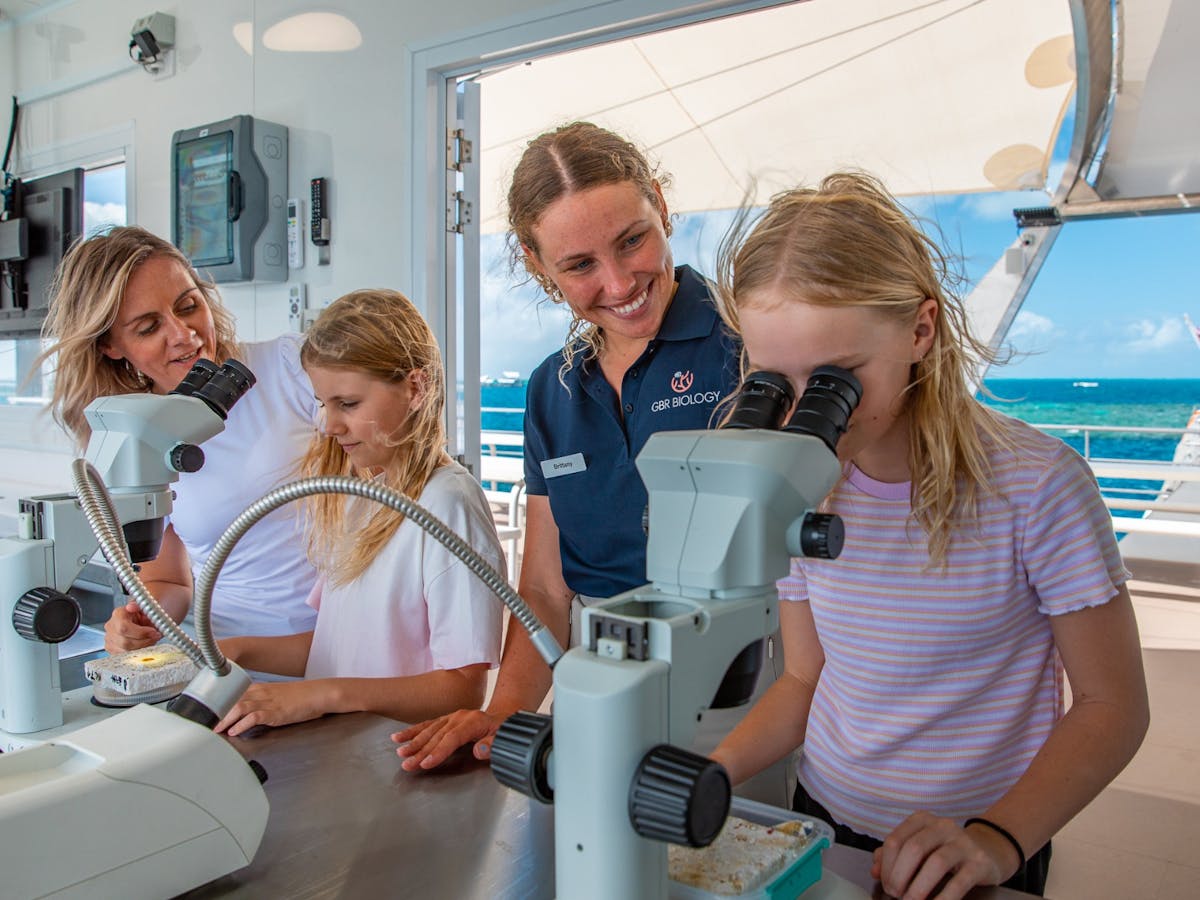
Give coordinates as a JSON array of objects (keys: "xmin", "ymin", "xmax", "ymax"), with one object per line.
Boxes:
[{"xmin": 395, "ymin": 122, "xmax": 739, "ymax": 770}]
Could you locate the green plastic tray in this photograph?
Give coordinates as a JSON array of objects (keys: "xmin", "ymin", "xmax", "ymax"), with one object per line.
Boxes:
[{"xmin": 669, "ymin": 796, "xmax": 834, "ymax": 899}]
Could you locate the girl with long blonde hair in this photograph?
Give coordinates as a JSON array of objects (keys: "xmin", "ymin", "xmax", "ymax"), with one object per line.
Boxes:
[
  {"xmin": 708, "ymin": 173, "xmax": 1148, "ymax": 898},
  {"xmin": 216, "ymin": 290, "xmax": 504, "ymax": 734}
]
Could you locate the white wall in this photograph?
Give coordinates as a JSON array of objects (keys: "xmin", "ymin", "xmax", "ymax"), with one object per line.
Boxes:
[
  {"xmin": 0, "ymin": 0, "xmax": 747, "ymax": 493},
  {"xmin": 0, "ymin": 0, "xmax": 570, "ymax": 491},
  {"xmin": 5, "ymin": 0, "xmax": 558, "ymax": 339}
]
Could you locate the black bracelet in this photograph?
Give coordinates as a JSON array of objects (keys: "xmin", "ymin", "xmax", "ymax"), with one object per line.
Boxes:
[{"xmin": 964, "ymin": 817, "xmax": 1026, "ymax": 871}]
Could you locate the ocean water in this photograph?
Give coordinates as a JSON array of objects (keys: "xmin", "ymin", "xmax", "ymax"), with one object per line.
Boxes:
[
  {"xmin": 480, "ymin": 378, "xmax": 1200, "ymax": 528},
  {"xmin": 483, "ymin": 379, "xmax": 1200, "ymax": 459},
  {"xmin": 979, "ymin": 379, "xmax": 1200, "ymax": 462},
  {"xmin": 481, "ymin": 383, "xmax": 530, "ymax": 436}
]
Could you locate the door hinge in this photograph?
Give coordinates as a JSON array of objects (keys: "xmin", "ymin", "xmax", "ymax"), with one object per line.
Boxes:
[
  {"xmin": 446, "ymin": 190, "xmax": 472, "ymax": 234},
  {"xmin": 447, "ymin": 128, "xmax": 473, "ymax": 172}
]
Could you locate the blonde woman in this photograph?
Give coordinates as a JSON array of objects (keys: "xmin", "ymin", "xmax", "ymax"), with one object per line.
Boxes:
[
  {"xmin": 40, "ymin": 226, "xmax": 319, "ymax": 651},
  {"xmin": 215, "ymin": 290, "xmax": 504, "ymax": 734},
  {"xmin": 706, "ymin": 173, "xmax": 1148, "ymax": 898}
]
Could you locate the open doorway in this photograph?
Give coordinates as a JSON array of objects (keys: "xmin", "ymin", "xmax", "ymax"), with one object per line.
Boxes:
[{"xmin": 427, "ymin": 0, "xmax": 1073, "ymax": 486}]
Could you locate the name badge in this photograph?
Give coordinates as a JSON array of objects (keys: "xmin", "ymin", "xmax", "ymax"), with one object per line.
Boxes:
[{"xmin": 541, "ymin": 453, "xmax": 586, "ymax": 479}]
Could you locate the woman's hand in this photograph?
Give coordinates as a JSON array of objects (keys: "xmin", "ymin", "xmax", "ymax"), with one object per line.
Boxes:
[
  {"xmin": 392, "ymin": 709, "xmax": 505, "ymax": 771},
  {"xmin": 104, "ymin": 600, "xmax": 162, "ymax": 653},
  {"xmin": 215, "ymin": 681, "xmax": 331, "ymax": 737},
  {"xmin": 871, "ymin": 811, "xmax": 1019, "ymax": 900}
]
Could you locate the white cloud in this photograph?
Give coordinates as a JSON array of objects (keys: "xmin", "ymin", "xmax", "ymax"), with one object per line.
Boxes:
[
  {"xmin": 963, "ymin": 190, "xmax": 1049, "ymax": 223},
  {"xmin": 1123, "ymin": 316, "xmax": 1183, "ymax": 352},
  {"xmin": 479, "ymin": 266, "xmax": 572, "ymax": 378},
  {"xmin": 83, "ymin": 201, "xmax": 126, "ymax": 236},
  {"xmin": 1008, "ymin": 309, "xmax": 1056, "ymax": 340}
]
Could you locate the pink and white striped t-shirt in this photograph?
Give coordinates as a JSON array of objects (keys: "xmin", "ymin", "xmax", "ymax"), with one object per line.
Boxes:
[{"xmin": 781, "ymin": 413, "xmax": 1126, "ymax": 838}]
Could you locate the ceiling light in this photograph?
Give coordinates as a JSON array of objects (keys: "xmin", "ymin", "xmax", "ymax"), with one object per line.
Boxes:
[
  {"xmin": 232, "ymin": 21, "xmax": 253, "ymax": 55},
  {"xmin": 262, "ymin": 12, "xmax": 362, "ymax": 52}
]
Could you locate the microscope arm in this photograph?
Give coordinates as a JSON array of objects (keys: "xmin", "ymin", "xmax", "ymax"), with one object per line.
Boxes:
[{"xmin": 709, "ymin": 603, "xmax": 824, "ymax": 786}]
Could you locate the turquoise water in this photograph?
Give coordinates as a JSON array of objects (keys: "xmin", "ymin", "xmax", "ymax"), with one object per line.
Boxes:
[
  {"xmin": 979, "ymin": 378, "xmax": 1200, "ymax": 462},
  {"xmin": 483, "ymin": 378, "xmax": 1200, "ymax": 459},
  {"xmin": 481, "ymin": 379, "xmax": 1200, "ymax": 522}
]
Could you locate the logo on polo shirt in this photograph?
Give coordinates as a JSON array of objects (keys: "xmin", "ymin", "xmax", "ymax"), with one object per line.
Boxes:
[
  {"xmin": 671, "ymin": 370, "xmax": 694, "ymax": 393},
  {"xmin": 651, "ymin": 369, "xmax": 722, "ymax": 413}
]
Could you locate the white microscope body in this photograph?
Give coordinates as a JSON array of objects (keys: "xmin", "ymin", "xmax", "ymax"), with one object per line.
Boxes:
[
  {"xmin": 0, "ymin": 359, "xmax": 270, "ymax": 899},
  {"xmin": 492, "ymin": 367, "xmax": 861, "ymax": 900},
  {"xmin": 0, "ymin": 384, "xmax": 236, "ymax": 734}
]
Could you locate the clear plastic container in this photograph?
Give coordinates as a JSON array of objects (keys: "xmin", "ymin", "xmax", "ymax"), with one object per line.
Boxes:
[{"xmin": 669, "ymin": 796, "xmax": 834, "ymax": 900}]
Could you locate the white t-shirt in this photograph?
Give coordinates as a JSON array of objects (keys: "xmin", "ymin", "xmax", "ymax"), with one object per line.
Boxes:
[
  {"xmin": 305, "ymin": 462, "xmax": 505, "ymax": 679},
  {"xmin": 170, "ymin": 334, "xmax": 320, "ymax": 639}
]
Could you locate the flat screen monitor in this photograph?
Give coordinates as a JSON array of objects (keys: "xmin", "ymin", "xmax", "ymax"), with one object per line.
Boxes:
[
  {"xmin": 174, "ymin": 131, "xmax": 235, "ymax": 268},
  {"xmin": 0, "ymin": 167, "xmax": 84, "ymax": 334}
]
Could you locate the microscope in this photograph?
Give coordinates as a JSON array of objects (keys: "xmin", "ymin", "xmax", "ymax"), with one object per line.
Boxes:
[
  {"xmin": 0, "ymin": 359, "xmax": 272, "ymax": 899},
  {"xmin": 492, "ymin": 366, "xmax": 862, "ymax": 900},
  {"xmin": 0, "ymin": 359, "xmax": 253, "ymax": 735}
]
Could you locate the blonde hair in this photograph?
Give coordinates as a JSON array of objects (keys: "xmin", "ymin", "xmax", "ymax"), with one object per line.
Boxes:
[
  {"xmin": 38, "ymin": 226, "xmax": 240, "ymax": 449},
  {"xmin": 506, "ymin": 121, "xmax": 672, "ymax": 381},
  {"xmin": 297, "ymin": 289, "xmax": 450, "ymax": 586},
  {"xmin": 715, "ymin": 172, "xmax": 1008, "ymax": 567}
]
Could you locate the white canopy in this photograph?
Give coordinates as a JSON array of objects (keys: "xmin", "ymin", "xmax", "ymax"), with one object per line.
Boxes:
[{"xmin": 478, "ymin": 0, "xmax": 1076, "ymax": 232}]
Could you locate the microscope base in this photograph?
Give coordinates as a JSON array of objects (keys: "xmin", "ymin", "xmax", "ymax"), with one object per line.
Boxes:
[
  {"xmin": 0, "ymin": 686, "xmax": 127, "ymax": 752},
  {"xmin": 0, "ymin": 703, "xmax": 268, "ymax": 899}
]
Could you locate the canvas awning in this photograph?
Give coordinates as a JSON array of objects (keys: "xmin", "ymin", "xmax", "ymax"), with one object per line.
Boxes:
[
  {"xmin": 1058, "ymin": 0, "xmax": 1200, "ymax": 216},
  {"xmin": 477, "ymin": 0, "xmax": 1077, "ymax": 232}
]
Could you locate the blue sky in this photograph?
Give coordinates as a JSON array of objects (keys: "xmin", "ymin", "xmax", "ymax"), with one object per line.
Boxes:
[
  {"xmin": 909, "ymin": 194, "xmax": 1200, "ymax": 380},
  {"xmin": 82, "ymin": 164, "xmax": 127, "ymax": 235},
  {"xmin": 479, "ymin": 95, "xmax": 1200, "ymax": 382},
  {"xmin": 480, "ymin": 196, "xmax": 1200, "ymax": 382}
]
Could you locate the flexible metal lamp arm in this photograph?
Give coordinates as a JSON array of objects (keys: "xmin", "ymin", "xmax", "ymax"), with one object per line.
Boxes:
[
  {"xmin": 70, "ymin": 458, "xmax": 208, "ymax": 668},
  {"xmin": 192, "ymin": 475, "xmax": 564, "ymax": 674}
]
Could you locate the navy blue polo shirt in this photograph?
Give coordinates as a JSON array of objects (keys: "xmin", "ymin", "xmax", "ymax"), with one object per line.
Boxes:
[{"xmin": 523, "ymin": 265, "xmax": 740, "ymax": 598}]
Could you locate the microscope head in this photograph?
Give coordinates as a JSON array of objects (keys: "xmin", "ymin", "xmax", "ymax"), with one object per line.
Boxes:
[
  {"xmin": 637, "ymin": 366, "xmax": 861, "ymax": 597},
  {"xmin": 82, "ymin": 359, "xmax": 255, "ymax": 559}
]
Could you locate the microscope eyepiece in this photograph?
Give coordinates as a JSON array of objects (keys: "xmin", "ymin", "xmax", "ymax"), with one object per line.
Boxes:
[
  {"xmin": 169, "ymin": 358, "xmax": 220, "ymax": 398},
  {"xmin": 192, "ymin": 359, "xmax": 257, "ymax": 420},
  {"xmin": 721, "ymin": 370, "xmax": 796, "ymax": 430},
  {"xmin": 781, "ymin": 365, "xmax": 862, "ymax": 453}
]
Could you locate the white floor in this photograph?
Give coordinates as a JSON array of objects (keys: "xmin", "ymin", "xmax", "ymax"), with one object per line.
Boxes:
[{"xmin": 1045, "ymin": 582, "xmax": 1200, "ymax": 899}]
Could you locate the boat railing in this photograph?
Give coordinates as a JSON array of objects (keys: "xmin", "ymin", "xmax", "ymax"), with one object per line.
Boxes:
[
  {"xmin": 1030, "ymin": 421, "xmax": 1200, "ymax": 537},
  {"xmin": 1028, "ymin": 421, "xmax": 1198, "ymax": 460},
  {"xmin": 476, "ymin": 419, "xmax": 1200, "ymax": 543}
]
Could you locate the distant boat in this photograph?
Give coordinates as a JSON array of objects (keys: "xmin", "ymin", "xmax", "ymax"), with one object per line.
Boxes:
[
  {"xmin": 480, "ymin": 375, "xmax": 496, "ymax": 385},
  {"xmin": 497, "ymin": 370, "xmax": 522, "ymax": 385},
  {"xmin": 1073, "ymin": 381, "xmax": 1099, "ymax": 388}
]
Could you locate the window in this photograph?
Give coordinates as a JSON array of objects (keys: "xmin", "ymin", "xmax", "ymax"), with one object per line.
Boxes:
[{"xmin": 1, "ymin": 161, "xmax": 126, "ymax": 405}]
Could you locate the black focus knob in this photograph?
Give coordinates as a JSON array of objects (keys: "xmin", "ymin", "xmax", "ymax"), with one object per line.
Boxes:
[
  {"xmin": 798, "ymin": 512, "xmax": 845, "ymax": 559},
  {"xmin": 490, "ymin": 711, "xmax": 554, "ymax": 804},
  {"xmin": 169, "ymin": 442, "xmax": 206, "ymax": 473},
  {"xmin": 13, "ymin": 587, "xmax": 82, "ymax": 644},
  {"xmin": 628, "ymin": 744, "xmax": 730, "ymax": 847}
]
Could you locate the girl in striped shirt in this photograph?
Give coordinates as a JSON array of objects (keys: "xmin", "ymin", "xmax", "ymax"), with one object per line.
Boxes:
[{"xmin": 709, "ymin": 173, "xmax": 1148, "ymax": 899}]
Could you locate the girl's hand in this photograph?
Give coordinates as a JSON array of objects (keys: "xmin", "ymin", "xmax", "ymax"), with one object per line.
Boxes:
[
  {"xmin": 871, "ymin": 811, "xmax": 1018, "ymax": 900},
  {"xmin": 215, "ymin": 681, "xmax": 330, "ymax": 737},
  {"xmin": 392, "ymin": 710, "xmax": 504, "ymax": 771},
  {"xmin": 104, "ymin": 600, "xmax": 162, "ymax": 653}
]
